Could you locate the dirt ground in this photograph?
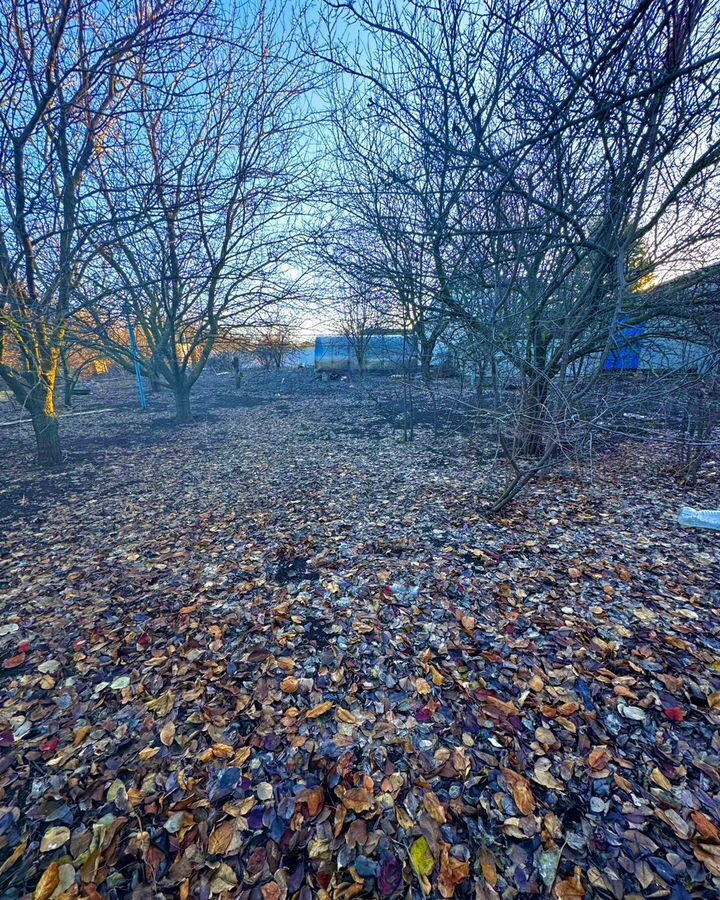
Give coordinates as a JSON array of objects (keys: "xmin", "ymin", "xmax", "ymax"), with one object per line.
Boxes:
[{"xmin": 1, "ymin": 370, "xmax": 719, "ymax": 899}]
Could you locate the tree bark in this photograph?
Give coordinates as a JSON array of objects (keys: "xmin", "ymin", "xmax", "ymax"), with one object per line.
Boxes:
[
  {"xmin": 419, "ymin": 340, "xmax": 435, "ymax": 383},
  {"xmin": 30, "ymin": 409, "xmax": 62, "ymax": 466},
  {"xmin": 175, "ymin": 386, "xmax": 192, "ymax": 423},
  {"xmin": 516, "ymin": 378, "xmax": 550, "ymax": 457}
]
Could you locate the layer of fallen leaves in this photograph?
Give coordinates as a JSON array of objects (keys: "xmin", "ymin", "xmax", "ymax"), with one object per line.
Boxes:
[{"xmin": 1, "ymin": 373, "xmax": 719, "ymax": 899}]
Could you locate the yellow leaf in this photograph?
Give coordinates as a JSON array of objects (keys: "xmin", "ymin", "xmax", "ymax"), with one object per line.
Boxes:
[
  {"xmin": 33, "ymin": 861, "xmax": 60, "ymax": 900},
  {"xmin": 307, "ymin": 700, "xmax": 333, "ymax": 719},
  {"xmin": 211, "ymin": 743, "xmax": 235, "ymax": 759},
  {"xmin": 232, "ymin": 746, "xmax": 251, "ymax": 766},
  {"xmin": 410, "ymin": 836, "xmax": 435, "ymax": 878},
  {"xmin": 336, "ymin": 707, "xmax": 358, "ymax": 724},
  {"xmin": 281, "ymin": 677, "xmax": 299, "ymax": 693},
  {"xmin": 0, "ymin": 839, "xmax": 27, "ymax": 877},
  {"xmin": 139, "ymin": 746, "xmax": 161, "ymax": 761},
  {"xmin": 650, "ymin": 767, "xmax": 672, "ymax": 791},
  {"xmin": 74, "ymin": 725, "xmax": 92, "ymax": 746},
  {"xmin": 415, "ymin": 678, "xmax": 432, "ymax": 697},
  {"xmin": 146, "ymin": 691, "xmax": 175, "ymax": 716}
]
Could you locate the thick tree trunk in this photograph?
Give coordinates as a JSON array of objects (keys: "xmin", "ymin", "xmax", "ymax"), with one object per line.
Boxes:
[
  {"xmin": 419, "ymin": 341, "xmax": 434, "ymax": 383},
  {"xmin": 175, "ymin": 386, "xmax": 192, "ymax": 423},
  {"xmin": 30, "ymin": 409, "xmax": 62, "ymax": 466},
  {"xmin": 516, "ymin": 378, "xmax": 549, "ymax": 457}
]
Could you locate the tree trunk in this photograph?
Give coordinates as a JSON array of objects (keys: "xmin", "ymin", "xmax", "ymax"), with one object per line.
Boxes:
[
  {"xmin": 30, "ymin": 409, "xmax": 63, "ymax": 467},
  {"xmin": 516, "ymin": 378, "xmax": 549, "ymax": 457},
  {"xmin": 474, "ymin": 363, "xmax": 486, "ymax": 407},
  {"xmin": 175, "ymin": 386, "xmax": 192, "ymax": 423},
  {"xmin": 420, "ymin": 343, "xmax": 434, "ymax": 383}
]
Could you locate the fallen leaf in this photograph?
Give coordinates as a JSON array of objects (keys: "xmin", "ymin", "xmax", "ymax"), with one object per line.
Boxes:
[
  {"xmin": 410, "ymin": 836, "xmax": 435, "ymax": 878},
  {"xmin": 307, "ymin": 700, "xmax": 333, "ymax": 718},
  {"xmin": 33, "ymin": 861, "xmax": 60, "ymax": 900},
  {"xmin": 40, "ymin": 826, "xmax": 70, "ymax": 852}
]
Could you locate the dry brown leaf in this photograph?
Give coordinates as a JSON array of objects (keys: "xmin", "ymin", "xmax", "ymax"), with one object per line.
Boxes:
[
  {"xmin": 529, "ymin": 674, "xmax": 544, "ymax": 692},
  {"xmin": 0, "ymin": 839, "xmax": 27, "ymax": 877},
  {"xmin": 692, "ymin": 811, "xmax": 720, "ymax": 843},
  {"xmin": 160, "ymin": 722, "xmax": 176, "ymax": 747},
  {"xmin": 342, "ymin": 787, "xmax": 374, "ymax": 813},
  {"xmin": 232, "ymin": 746, "xmax": 251, "ymax": 766},
  {"xmin": 307, "ymin": 700, "xmax": 333, "ymax": 718},
  {"xmin": 438, "ymin": 844, "xmax": 470, "ymax": 898},
  {"xmin": 587, "ymin": 746, "xmax": 611, "ymax": 771},
  {"xmin": 533, "ymin": 758, "xmax": 565, "ymax": 791},
  {"xmin": 554, "ymin": 867, "xmax": 585, "ymax": 899},
  {"xmin": 139, "ymin": 746, "xmax": 160, "ymax": 761},
  {"xmin": 656, "ymin": 808, "xmax": 694, "ymax": 840},
  {"xmin": 304, "ymin": 786, "xmax": 325, "ymax": 817},
  {"xmin": 208, "ymin": 820, "xmax": 235, "ymax": 855},
  {"xmin": 502, "ymin": 768, "xmax": 536, "ymax": 815},
  {"xmin": 478, "ymin": 848, "xmax": 497, "ymax": 887},
  {"xmin": 695, "ymin": 842, "xmax": 720, "ymax": 878},
  {"xmin": 146, "ymin": 691, "xmax": 175, "ymax": 716},
  {"xmin": 423, "ymin": 791, "xmax": 447, "ymax": 824}
]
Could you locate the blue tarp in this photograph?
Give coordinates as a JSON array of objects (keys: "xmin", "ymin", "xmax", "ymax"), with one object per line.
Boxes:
[{"xmin": 604, "ymin": 323, "xmax": 645, "ymax": 371}]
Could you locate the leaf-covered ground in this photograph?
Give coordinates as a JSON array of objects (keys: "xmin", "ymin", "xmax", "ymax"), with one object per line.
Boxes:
[{"xmin": 1, "ymin": 372, "xmax": 719, "ymax": 899}]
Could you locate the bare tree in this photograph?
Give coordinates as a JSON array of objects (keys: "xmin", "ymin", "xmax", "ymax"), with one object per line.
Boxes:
[
  {"xmin": 253, "ymin": 322, "xmax": 298, "ymax": 371},
  {"xmin": 337, "ymin": 289, "xmax": 386, "ymax": 372},
  {"xmin": 0, "ymin": 0, "xmax": 193, "ymax": 464},
  {"xmin": 315, "ymin": 0, "xmax": 720, "ymax": 510},
  {"xmin": 82, "ymin": 1, "xmax": 313, "ymax": 422}
]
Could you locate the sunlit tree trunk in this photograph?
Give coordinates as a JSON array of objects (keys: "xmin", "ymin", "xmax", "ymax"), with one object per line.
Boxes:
[{"xmin": 27, "ymin": 364, "xmax": 63, "ymax": 466}]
